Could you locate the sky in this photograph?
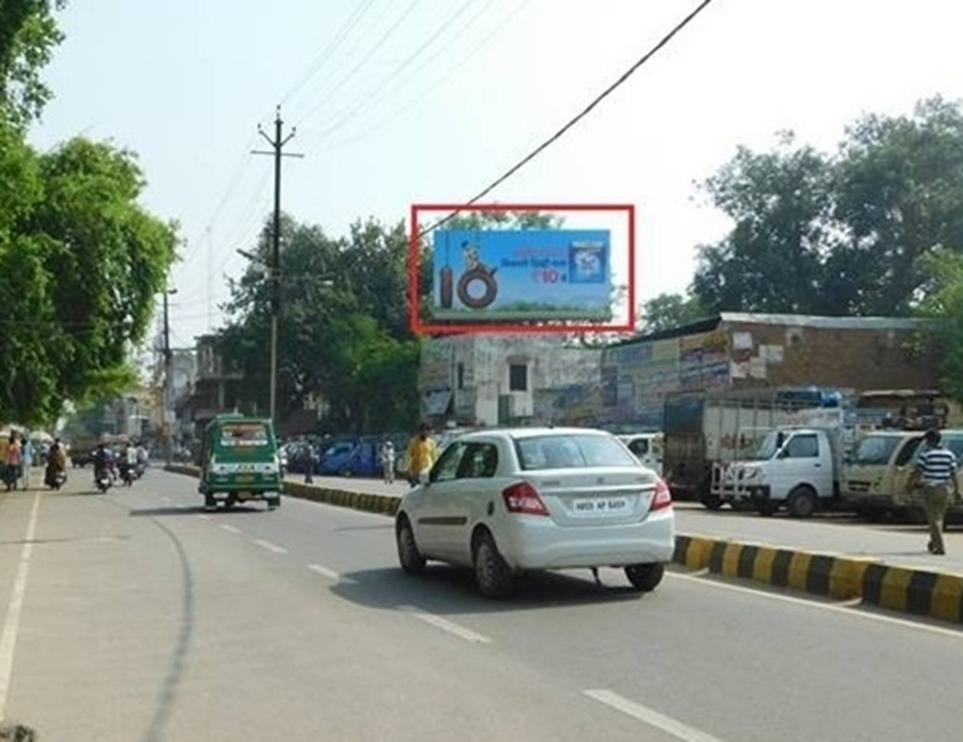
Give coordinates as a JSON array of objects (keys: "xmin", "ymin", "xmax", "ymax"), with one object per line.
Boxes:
[{"xmin": 26, "ymin": 0, "xmax": 963, "ymax": 353}]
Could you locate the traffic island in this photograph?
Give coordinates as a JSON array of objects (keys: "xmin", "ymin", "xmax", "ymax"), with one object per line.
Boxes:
[
  {"xmin": 674, "ymin": 535, "xmax": 963, "ymax": 624},
  {"xmin": 164, "ymin": 466, "xmax": 963, "ymax": 625}
]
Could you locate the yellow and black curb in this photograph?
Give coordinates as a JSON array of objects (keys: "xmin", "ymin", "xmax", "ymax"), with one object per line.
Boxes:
[
  {"xmin": 164, "ymin": 466, "xmax": 963, "ymax": 625},
  {"xmin": 674, "ymin": 535, "xmax": 963, "ymax": 625}
]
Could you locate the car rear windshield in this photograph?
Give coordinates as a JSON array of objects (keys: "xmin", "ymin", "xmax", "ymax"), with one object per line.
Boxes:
[
  {"xmin": 515, "ymin": 434, "xmax": 639, "ymax": 470},
  {"xmin": 219, "ymin": 423, "xmax": 270, "ymax": 447}
]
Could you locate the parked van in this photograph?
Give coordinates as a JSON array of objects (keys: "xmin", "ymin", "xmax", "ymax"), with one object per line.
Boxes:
[
  {"xmin": 198, "ymin": 414, "xmax": 282, "ymax": 511},
  {"xmin": 618, "ymin": 433, "xmax": 664, "ymax": 476}
]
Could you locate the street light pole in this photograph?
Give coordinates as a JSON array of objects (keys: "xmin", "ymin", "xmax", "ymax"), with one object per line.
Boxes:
[{"xmin": 162, "ymin": 287, "xmax": 177, "ymax": 467}]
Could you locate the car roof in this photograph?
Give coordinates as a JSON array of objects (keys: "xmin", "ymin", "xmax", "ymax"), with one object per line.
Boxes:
[{"xmin": 454, "ymin": 427, "xmax": 615, "ymax": 442}]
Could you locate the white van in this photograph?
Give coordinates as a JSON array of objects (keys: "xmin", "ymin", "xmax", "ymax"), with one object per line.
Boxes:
[{"xmin": 618, "ymin": 433, "xmax": 664, "ymax": 476}]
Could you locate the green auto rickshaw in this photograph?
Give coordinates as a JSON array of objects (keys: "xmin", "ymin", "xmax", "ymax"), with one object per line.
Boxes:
[{"xmin": 198, "ymin": 414, "xmax": 283, "ymax": 511}]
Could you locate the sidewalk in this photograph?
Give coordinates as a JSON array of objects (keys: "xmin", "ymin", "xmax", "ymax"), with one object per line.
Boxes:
[{"xmin": 167, "ymin": 466, "xmax": 963, "ymax": 625}]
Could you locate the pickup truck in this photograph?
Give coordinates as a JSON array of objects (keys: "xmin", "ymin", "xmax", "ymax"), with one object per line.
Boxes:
[{"xmin": 710, "ymin": 426, "xmax": 846, "ymax": 517}]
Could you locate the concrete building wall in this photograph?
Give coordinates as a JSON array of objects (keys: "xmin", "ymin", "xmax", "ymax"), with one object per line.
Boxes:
[{"xmin": 419, "ymin": 334, "xmax": 601, "ymax": 426}]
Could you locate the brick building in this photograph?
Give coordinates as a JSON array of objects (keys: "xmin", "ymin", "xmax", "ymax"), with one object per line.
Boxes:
[{"xmin": 597, "ymin": 313, "xmax": 938, "ymax": 429}]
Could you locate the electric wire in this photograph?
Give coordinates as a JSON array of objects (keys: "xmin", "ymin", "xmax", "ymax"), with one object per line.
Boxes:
[
  {"xmin": 320, "ymin": 0, "xmax": 526, "ymax": 152},
  {"xmin": 418, "ymin": 0, "xmax": 718, "ymax": 238},
  {"xmin": 300, "ymin": 0, "xmax": 481, "ymax": 140},
  {"xmin": 279, "ymin": 0, "xmax": 381, "ymax": 108},
  {"xmin": 293, "ymin": 0, "xmax": 424, "ymax": 131}
]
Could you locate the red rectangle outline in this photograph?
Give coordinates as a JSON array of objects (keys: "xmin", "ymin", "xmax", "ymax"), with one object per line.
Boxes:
[{"xmin": 409, "ymin": 203, "xmax": 636, "ymax": 335}]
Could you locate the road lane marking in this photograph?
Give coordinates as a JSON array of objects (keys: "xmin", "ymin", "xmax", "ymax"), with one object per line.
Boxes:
[
  {"xmin": 307, "ymin": 564, "xmax": 356, "ymax": 584},
  {"xmin": 0, "ymin": 494, "xmax": 41, "ymax": 719},
  {"xmin": 398, "ymin": 605, "xmax": 491, "ymax": 644},
  {"xmin": 585, "ymin": 690, "xmax": 725, "ymax": 742},
  {"xmin": 254, "ymin": 539, "xmax": 288, "ymax": 554},
  {"xmin": 669, "ymin": 572, "xmax": 963, "ymax": 639},
  {"xmin": 219, "ymin": 524, "xmax": 242, "ymax": 534}
]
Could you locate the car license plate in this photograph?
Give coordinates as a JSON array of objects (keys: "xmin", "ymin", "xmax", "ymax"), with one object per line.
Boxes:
[
  {"xmin": 237, "ymin": 474, "xmax": 254, "ymax": 483},
  {"xmin": 572, "ymin": 496, "xmax": 630, "ymax": 516}
]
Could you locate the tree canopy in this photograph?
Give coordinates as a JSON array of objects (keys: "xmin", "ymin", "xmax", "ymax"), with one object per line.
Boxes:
[
  {"xmin": 0, "ymin": 1, "xmax": 178, "ymax": 425},
  {"xmin": 691, "ymin": 97, "xmax": 963, "ymax": 317}
]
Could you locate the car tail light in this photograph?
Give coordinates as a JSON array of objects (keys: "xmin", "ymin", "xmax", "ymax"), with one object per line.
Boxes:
[
  {"xmin": 502, "ymin": 481, "xmax": 550, "ymax": 516},
  {"xmin": 651, "ymin": 477, "xmax": 672, "ymax": 511}
]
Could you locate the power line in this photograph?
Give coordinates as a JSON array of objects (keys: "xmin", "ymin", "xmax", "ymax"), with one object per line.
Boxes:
[
  {"xmin": 301, "ymin": 0, "xmax": 481, "ymax": 140},
  {"xmin": 319, "ymin": 0, "xmax": 526, "ymax": 152},
  {"xmin": 419, "ymin": 0, "xmax": 718, "ymax": 237},
  {"xmin": 279, "ymin": 0, "xmax": 381, "ymax": 108},
  {"xmin": 293, "ymin": 0, "xmax": 424, "ymax": 131}
]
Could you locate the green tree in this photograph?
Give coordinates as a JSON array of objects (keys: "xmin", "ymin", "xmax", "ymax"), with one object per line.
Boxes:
[
  {"xmin": 828, "ymin": 97, "xmax": 963, "ymax": 315},
  {"xmin": 0, "ymin": 0, "xmax": 65, "ymax": 127},
  {"xmin": 914, "ymin": 246, "xmax": 963, "ymax": 403},
  {"xmin": 638, "ymin": 292, "xmax": 707, "ymax": 333},
  {"xmin": 692, "ymin": 133, "xmax": 833, "ymax": 313},
  {"xmin": 0, "ymin": 134, "xmax": 178, "ymax": 424},
  {"xmin": 692, "ymin": 98, "xmax": 963, "ymax": 317},
  {"xmin": 220, "ymin": 214, "xmax": 420, "ymax": 432}
]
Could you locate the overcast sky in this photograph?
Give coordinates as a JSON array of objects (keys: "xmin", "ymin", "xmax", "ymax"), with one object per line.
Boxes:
[{"xmin": 27, "ymin": 0, "xmax": 963, "ymax": 349}]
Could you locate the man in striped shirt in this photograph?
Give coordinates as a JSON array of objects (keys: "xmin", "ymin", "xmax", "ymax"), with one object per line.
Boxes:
[{"xmin": 914, "ymin": 428, "xmax": 960, "ymax": 555}]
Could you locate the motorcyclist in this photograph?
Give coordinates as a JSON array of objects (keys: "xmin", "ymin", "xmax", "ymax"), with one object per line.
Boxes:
[
  {"xmin": 45, "ymin": 439, "xmax": 68, "ymax": 489},
  {"xmin": 92, "ymin": 443, "xmax": 115, "ymax": 484},
  {"xmin": 119, "ymin": 443, "xmax": 137, "ymax": 486}
]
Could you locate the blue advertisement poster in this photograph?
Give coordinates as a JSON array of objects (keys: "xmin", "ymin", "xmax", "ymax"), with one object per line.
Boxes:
[{"xmin": 432, "ymin": 229, "xmax": 612, "ymax": 321}]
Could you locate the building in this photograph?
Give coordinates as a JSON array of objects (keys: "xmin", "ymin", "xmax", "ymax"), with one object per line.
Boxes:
[
  {"xmin": 418, "ymin": 334, "xmax": 601, "ymax": 427},
  {"xmin": 596, "ymin": 312, "xmax": 939, "ymax": 429},
  {"xmin": 178, "ymin": 334, "xmax": 244, "ymax": 441}
]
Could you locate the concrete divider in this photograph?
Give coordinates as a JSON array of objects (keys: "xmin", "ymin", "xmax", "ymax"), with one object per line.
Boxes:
[{"xmin": 165, "ymin": 465, "xmax": 963, "ymax": 624}]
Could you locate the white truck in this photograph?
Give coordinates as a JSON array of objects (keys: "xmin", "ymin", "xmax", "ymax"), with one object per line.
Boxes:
[{"xmin": 710, "ymin": 423, "xmax": 849, "ymax": 517}]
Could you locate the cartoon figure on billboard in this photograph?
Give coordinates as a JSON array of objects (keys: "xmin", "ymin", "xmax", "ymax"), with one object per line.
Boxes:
[
  {"xmin": 454, "ymin": 239, "xmax": 498, "ymax": 309},
  {"xmin": 568, "ymin": 241, "xmax": 606, "ymax": 283}
]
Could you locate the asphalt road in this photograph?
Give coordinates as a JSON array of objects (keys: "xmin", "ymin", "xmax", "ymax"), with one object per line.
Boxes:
[{"xmin": 0, "ymin": 470, "xmax": 961, "ymax": 741}]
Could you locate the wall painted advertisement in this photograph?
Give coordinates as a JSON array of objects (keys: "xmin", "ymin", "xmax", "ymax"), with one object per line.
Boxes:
[{"xmin": 432, "ymin": 229, "xmax": 611, "ymax": 321}]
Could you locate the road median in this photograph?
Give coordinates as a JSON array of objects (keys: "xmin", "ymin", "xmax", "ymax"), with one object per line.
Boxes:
[{"xmin": 164, "ymin": 465, "xmax": 963, "ymax": 625}]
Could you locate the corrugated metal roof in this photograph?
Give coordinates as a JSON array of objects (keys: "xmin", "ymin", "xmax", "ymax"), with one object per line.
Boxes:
[
  {"xmin": 717, "ymin": 312, "xmax": 922, "ymax": 331},
  {"xmin": 609, "ymin": 312, "xmax": 925, "ymax": 347}
]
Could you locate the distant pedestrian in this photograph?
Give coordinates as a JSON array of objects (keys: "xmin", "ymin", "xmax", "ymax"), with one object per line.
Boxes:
[
  {"xmin": 4, "ymin": 433, "xmax": 22, "ymax": 492},
  {"xmin": 21, "ymin": 437, "xmax": 33, "ymax": 490},
  {"xmin": 912, "ymin": 428, "xmax": 960, "ymax": 555},
  {"xmin": 304, "ymin": 444, "xmax": 317, "ymax": 484},
  {"xmin": 380, "ymin": 440, "xmax": 396, "ymax": 484},
  {"xmin": 405, "ymin": 422, "xmax": 437, "ymax": 486}
]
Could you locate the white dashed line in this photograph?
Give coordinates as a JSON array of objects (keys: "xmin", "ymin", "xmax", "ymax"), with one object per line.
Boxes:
[
  {"xmin": 219, "ymin": 524, "xmax": 242, "ymax": 534},
  {"xmin": 585, "ymin": 690, "xmax": 725, "ymax": 742},
  {"xmin": 669, "ymin": 572, "xmax": 963, "ymax": 639},
  {"xmin": 254, "ymin": 539, "xmax": 288, "ymax": 554},
  {"xmin": 398, "ymin": 605, "xmax": 491, "ymax": 644},
  {"xmin": 307, "ymin": 564, "xmax": 355, "ymax": 584},
  {"xmin": 0, "ymin": 494, "xmax": 41, "ymax": 717}
]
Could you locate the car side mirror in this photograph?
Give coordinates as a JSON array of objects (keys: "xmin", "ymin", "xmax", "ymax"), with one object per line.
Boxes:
[{"xmin": 418, "ymin": 470, "xmax": 431, "ymax": 486}]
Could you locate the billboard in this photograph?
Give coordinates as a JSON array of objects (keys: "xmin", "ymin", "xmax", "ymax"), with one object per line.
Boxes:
[{"xmin": 431, "ymin": 229, "xmax": 612, "ymax": 322}]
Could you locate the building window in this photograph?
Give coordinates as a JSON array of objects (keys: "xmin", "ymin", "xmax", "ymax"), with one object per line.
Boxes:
[
  {"xmin": 509, "ymin": 363, "xmax": 528, "ymax": 392},
  {"xmin": 457, "ymin": 363, "xmax": 465, "ymax": 390}
]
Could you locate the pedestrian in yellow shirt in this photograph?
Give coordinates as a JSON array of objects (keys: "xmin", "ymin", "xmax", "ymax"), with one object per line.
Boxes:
[{"xmin": 405, "ymin": 422, "xmax": 438, "ymax": 486}]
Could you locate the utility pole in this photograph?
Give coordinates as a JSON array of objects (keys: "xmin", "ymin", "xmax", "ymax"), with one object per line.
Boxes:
[
  {"xmin": 253, "ymin": 106, "xmax": 303, "ymax": 426},
  {"xmin": 162, "ymin": 287, "xmax": 177, "ymax": 467}
]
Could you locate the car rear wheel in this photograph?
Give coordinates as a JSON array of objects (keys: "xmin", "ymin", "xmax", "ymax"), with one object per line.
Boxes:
[
  {"xmin": 473, "ymin": 532, "xmax": 512, "ymax": 599},
  {"xmin": 625, "ymin": 563, "xmax": 665, "ymax": 592},
  {"xmin": 396, "ymin": 516, "xmax": 426, "ymax": 574}
]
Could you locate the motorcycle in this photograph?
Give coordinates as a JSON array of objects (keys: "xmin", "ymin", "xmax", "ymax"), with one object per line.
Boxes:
[
  {"xmin": 94, "ymin": 466, "xmax": 113, "ymax": 493},
  {"xmin": 118, "ymin": 461, "xmax": 135, "ymax": 487},
  {"xmin": 45, "ymin": 465, "xmax": 67, "ymax": 491}
]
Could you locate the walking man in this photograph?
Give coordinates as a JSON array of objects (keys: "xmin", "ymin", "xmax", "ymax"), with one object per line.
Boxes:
[
  {"xmin": 21, "ymin": 436, "xmax": 33, "ymax": 490},
  {"xmin": 304, "ymin": 443, "xmax": 317, "ymax": 485},
  {"xmin": 405, "ymin": 422, "xmax": 438, "ymax": 487},
  {"xmin": 380, "ymin": 439, "xmax": 396, "ymax": 484},
  {"xmin": 913, "ymin": 428, "xmax": 960, "ymax": 555}
]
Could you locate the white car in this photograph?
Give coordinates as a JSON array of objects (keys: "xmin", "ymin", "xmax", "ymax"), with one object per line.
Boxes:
[
  {"xmin": 395, "ymin": 427, "xmax": 675, "ymax": 598},
  {"xmin": 618, "ymin": 432, "xmax": 664, "ymax": 476}
]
